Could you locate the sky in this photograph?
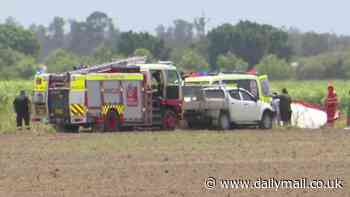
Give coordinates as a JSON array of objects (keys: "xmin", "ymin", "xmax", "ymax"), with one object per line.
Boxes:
[{"xmin": 1, "ymin": 0, "xmax": 349, "ymax": 35}]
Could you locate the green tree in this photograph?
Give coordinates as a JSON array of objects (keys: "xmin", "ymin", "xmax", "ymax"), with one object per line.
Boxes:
[
  {"xmin": 296, "ymin": 51, "xmax": 347, "ymax": 79},
  {"xmin": 300, "ymin": 32, "xmax": 331, "ymax": 57},
  {"xmin": 194, "ymin": 16, "xmax": 209, "ymax": 39},
  {"xmin": 68, "ymin": 20, "xmax": 89, "ymax": 55},
  {"xmin": 343, "ymin": 52, "xmax": 350, "ymax": 78},
  {"xmin": 173, "ymin": 19, "xmax": 194, "ymax": 46},
  {"xmin": 207, "ymin": 21, "xmax": 291, "ymax": 69},
  {"xmin": 155, "ymin": 19, "xmax": 195, "ymax": 49},
  {"xmin": 155, "ymin": 25, "xmax": 166, "ymax": 40},
  {"xmin": 117, "ymin": 31, "xmax": 169, "ymax": 59},
  {"xmin": 79, "ymin": 56, "xmax": 97, "ymax": 66},
  {"xmin": 12, "ymin": 56, "xmax": 37, "ymax": 79},
  {"xmin": 0, "ymin": 48, "xmax": 24, "ymax": 67},
  {"xmin": 68, "ymin": 12, "xmax": 117, "ymax": 56},
  {"xmin": 134, "ymin": 48, "xmax": 154, "ymax": 62},
  {"xmin": 93, "ymin": 44, "xmax": 113, "ymax": 64},
  {"xmin": 296, "ymin": 60, "xmax": 325, "ymax": 80},
  {"xmin": 191, "ymin": 37, "xmax": 209, "ymax": 62},
  {"xmin": 0, "ymin": 48, "xmax": 37, "ymax": 79},
  {"xmin": 0, "ymin": 24, "xmax": 40, "ymax": 57},
  {"xmin": 48, "ymin": 17, "xmax": 65, "ymax": 49},
  {"xmin": 86, "ymin": 11, "xmax": 114, "ymax": 50},
  {"xmin": 216, "ymin": 53, "xmax": 248, "ymax": 72},
  {"xmin": 30, "ymin": 24, "xmax": 49, "ymax": 61},
  {"xmin": 173, "ymin": 48, "xmax": 208, "ymax": 71},
  {"xmin": 44, "ymin": 49, "xmax": 80, "ymax": 72},
  {"xmin": 5, "ymin": 16, "xmax": 21, "ymax": 27},
  {"xmin": 257, "ymin": 54, "xmax": 293, "ymax": 80}
]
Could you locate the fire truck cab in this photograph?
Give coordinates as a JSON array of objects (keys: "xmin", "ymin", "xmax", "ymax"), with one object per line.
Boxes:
[{"xmin": 136, "ymin": 63, "xmax": 182, "ymax": 126}]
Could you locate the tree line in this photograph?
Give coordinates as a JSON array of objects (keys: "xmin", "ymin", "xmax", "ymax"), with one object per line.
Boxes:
[{"xmin": 1, "ymin": 12, "xmax": 350, "ymax": 80}]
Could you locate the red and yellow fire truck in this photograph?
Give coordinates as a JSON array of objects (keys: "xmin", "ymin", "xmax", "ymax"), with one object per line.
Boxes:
[{"xmin": 32, "ymin": 58, "xmax": 182, "ymax": 132}]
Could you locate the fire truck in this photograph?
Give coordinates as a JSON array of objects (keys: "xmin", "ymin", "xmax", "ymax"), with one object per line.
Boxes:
[{"xmin": 32, "ymin": 57, "xmax": 182, "ymax": 132}]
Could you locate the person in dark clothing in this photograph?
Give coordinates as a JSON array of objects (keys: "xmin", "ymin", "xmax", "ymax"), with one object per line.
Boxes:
[
  {"xmin": 271, "ymin": 92, "xmax": 281, "ymax": 126},
  {"xmin": 13, "ymin": 90, "xmax": 31, "ymax": 130},
  {"xmin": 151, "ymin": 71, "xmax": 164, "ymax": 98},
  {"xmin": 278, "ymin": 88, "xmax": 292, "ymax": 126}
]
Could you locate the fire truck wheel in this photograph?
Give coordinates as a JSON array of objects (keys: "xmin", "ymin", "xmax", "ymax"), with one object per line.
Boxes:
[
  {"xmin": 162, "ymin": 110, "xmax": 177, "ymax": 131},
  {"xmin": 104, "ymin": 111, "xmax": 121, "ymax": 132}
]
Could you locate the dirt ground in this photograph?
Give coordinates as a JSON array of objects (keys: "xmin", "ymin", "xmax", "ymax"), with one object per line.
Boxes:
[{"xmin": 0, "ymin": 129, "xmax": 349, "ymax": 197}]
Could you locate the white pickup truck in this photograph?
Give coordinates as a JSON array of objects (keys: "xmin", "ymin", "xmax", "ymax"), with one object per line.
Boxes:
[{"xmin": 183, "ymin": 86, "xmax": 274, "ymax": 130}]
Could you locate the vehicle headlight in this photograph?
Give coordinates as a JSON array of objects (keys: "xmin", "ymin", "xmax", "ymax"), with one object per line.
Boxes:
[{"xmin": 184, "ymin": 97, "xmax": 191, "ymax": 102}]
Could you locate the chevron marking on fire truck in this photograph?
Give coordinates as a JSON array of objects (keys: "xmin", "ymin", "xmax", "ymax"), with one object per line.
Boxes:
[
  {"xmin": 102, "ymin": 104, "xmax": 125, "ymax": 115},
  {"xmin": 70, "ymin": 104, "xmax": 87, "ymax": 117}
]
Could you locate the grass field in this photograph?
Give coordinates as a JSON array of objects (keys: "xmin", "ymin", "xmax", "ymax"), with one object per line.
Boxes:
[
  {"xmin": 0, "ymin": 129, "xmax": 349, "ymax": 196},
  {"xmin": 270, "ymin": 80, "xmax": 350, "ymax": 112},
  {"xmin": 0, "ymin": 80, "xmax": 33, "ymax": 132}
]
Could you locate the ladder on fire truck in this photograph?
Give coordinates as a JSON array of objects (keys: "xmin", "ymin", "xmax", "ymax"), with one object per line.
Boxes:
[{"xmin": 69, "ymin": 56, "xmax": 147, "ymax": 74}]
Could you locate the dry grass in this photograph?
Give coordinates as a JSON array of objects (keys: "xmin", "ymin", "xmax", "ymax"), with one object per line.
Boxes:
[{"xmin": 0, "ymin": 128, "xmax": 349, "ymax": 196}]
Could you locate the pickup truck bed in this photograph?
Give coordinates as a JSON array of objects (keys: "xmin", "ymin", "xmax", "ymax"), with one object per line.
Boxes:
[{"xmin": 183, "ymin": 86, "xmax": 227, "ymax": 127}]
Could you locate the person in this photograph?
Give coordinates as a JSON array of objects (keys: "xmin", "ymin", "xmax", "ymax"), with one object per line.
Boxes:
[
  {"xmin": 325, "ymin": 82, "xmax": 338, "ymax": 127},
  {"xmin": 13, "ymin": 90, "xmax": 31, "ymax": 130},
  {"xmin": 278, "ymin": 88, "xmax": 292, "ymax": 126},
  {"xmin": 271, "ymin": 92, "xmax": 281, "ymax": 126},
  {"xmin": 346, "ymin": 90, "xmax": 350, "ymax": 129},
  {"xmin": 151, "ymin": 71, "xmax": 163, "ymax": 98}
]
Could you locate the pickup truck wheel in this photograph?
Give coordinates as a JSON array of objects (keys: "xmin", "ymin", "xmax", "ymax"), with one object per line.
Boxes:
[
  {"xmin": 219, "ymin": 113, "xmax": 231, "ymax": 130},
  {"xmin": 260, "ymin": 112, "xmax": 272, "ymax": 129}
]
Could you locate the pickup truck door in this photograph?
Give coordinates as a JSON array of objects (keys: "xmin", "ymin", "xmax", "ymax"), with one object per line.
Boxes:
[
  {"xmin": 228, "ymin": 89, "xmax": 245, "ymax": 122},
  {"xmin": 239, "ymin": 90, "xmax": 260, "ymax": 122}
]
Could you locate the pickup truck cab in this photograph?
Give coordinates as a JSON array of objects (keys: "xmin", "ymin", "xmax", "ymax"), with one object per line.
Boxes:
[{"xmin": 183, "ymin": 86, "xmax": 274, "ymax": 130}]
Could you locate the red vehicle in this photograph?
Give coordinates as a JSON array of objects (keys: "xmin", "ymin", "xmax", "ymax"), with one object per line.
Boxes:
[
  {"xmin": 136, "ymin": 63, "xmax": 183, "ymax": 130},
  {"xmin": 32, "ymin": 58, "xmax": 183, "ymax": 132}
]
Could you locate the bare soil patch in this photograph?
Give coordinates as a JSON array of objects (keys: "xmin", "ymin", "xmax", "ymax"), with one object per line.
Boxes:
[{"xmin": 0, "ymin": 129, "xmax": 349, "ymax": 196}]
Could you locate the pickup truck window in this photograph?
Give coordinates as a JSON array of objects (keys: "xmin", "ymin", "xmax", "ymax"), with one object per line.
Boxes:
[
  {"xmin": 241, "ymin": 91, "xmax": 255, "ymax": 101},
  {"xmin": 229, "ymin": 89, "xmax": 241, "ymax": 100},
  {"xmin": 222, "ymin": 79, "xmax": 259, "ymax": 98},
  {"xmin": 205, "ymin": 89, "xmax": 225, "ymax": 99}
]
